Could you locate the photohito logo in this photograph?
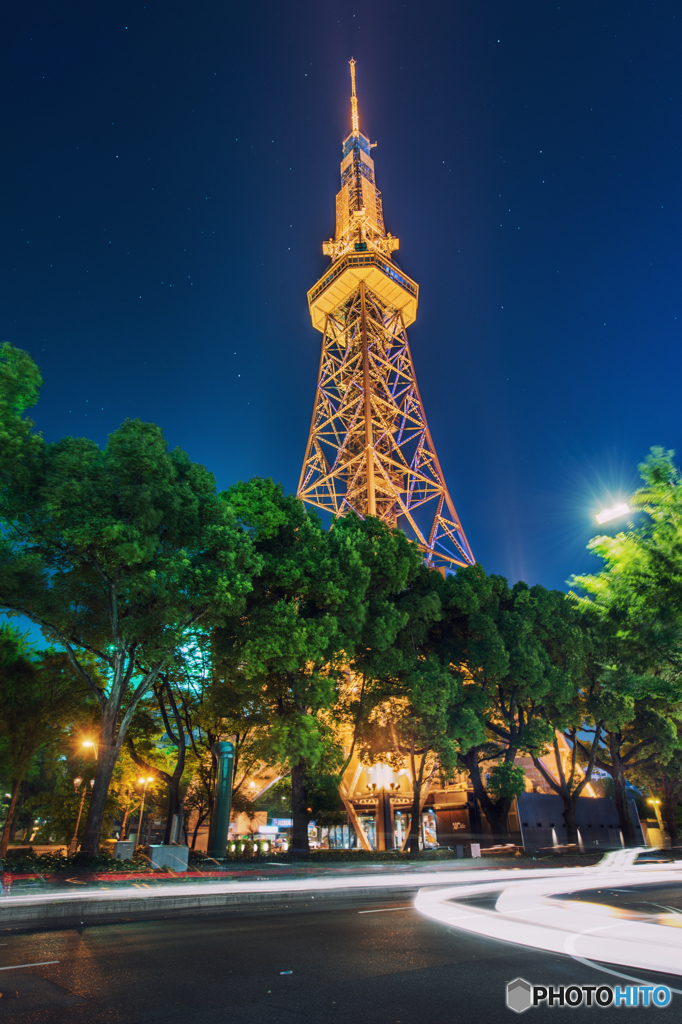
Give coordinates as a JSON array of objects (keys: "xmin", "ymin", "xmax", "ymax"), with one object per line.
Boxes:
[{"xmin": 506, "ymin": 978, "xmax": 672, "ymax": 1012}]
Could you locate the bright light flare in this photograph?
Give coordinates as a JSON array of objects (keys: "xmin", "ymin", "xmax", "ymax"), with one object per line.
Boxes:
[
  {"xmin": 596, "ymin": 502, "xmax": 630, "ymax": 525},
  {"xmin": 415, "ymin": 848, "xmax": 682, "ymax": 980}
]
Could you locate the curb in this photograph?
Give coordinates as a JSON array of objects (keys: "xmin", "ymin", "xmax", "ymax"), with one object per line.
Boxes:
[{"xmin": 0, "ymin": 883, "xmax": 424, "ymax": 931}]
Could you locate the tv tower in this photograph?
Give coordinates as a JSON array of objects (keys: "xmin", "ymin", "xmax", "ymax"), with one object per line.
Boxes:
[{"xmin": 297, "ymin": 61, "xmax": 474, "ymax": 570}]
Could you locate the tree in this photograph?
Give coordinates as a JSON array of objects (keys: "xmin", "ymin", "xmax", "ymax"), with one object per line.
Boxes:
[
  {"xmin": 515, "ymin": 611, "xmax": 601, "ymax": 846},
  {"xmin": 215, "ymin": 479, "xmax": 420, "ymax": 853},
  {"xmin": 570, "ymin": 448, "xmax": 682, "ymax": 842},
  {"xmin": 350, "ymin": 563, "xmax": 479, "ymax": 855},
  {"xmin": 0, "ymin": 625, "xmax": 90, "ymax": 855},
  {"xmin": 124, "ymin": 689, "xmax": 190, "ymax": 846},
  {"xmin": 577, "ymin": 685, "xmax": 680, "ymax": 844},
  {"xmin": 633, "ymin": 744, "xmax": 682, "ymax": 846},
  {"xmin": 0, "ymin": 343, "xmax": 258, "ymax": 853},
  {"xmin": 214, "ymin": 480, "xmax": 357, "ymax": 853},
  {"xmin": 150, "ymin": 631, "xmax": 276, "ymax": 849},
  {"xmin": 446, "ymin": 568, "xmax": 588, "ymax": 842}
]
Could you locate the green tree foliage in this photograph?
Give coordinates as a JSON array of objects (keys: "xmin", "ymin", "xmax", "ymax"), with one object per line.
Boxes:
[
  {"xmin": 153, "ymin": 631, "xmax": 273, "ymax": 848},
  {"xmin": 351, "ymin": 565, "xmax": 476, "ymax": 855},
  {"xmin": 571, "ymin": 448, "xmax": 682, "ymax": 843},
  {"xmin": 215, "ymin": 480, "xmax": 420, "ymax": 853},
  {"xmin": 442, "ymin": 568, "xmax": 589, "ymax": 841},
  {"xmin": 577, "ymin": 683, "xmax": 680, "ymax": 843},
  {"xmin": 632, "ymin": 743, "xmax": 682, "ymax": 846},
  {"xmin": 0, "ymin": 624, "xmax": 91, "ymax": 855},
  {"xmin": 510, "ymin": 610, "xmax": 602, "ymax": 847},
  {"xmin": 0, "ymin": 344, "xmax": 259, "ymax": 853}
]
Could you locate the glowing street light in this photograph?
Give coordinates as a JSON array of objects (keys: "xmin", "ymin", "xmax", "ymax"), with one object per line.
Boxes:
[
  {"xmin": 596, "ymin": 502, "xmax": 630, "ymax": 525},
  {"xmin": 82, "ymin": 739, "xmax": 99, "ymax": 759}
]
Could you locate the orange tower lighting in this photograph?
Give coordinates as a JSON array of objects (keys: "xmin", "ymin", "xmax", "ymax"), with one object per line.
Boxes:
[{"xmin": 297, "ymin": 61, "xmax": 474, "ymax": 570}]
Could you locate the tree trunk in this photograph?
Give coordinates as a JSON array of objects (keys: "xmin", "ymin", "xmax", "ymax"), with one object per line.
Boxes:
[
  {"xmin": 290, "ymin": 761, "xmax": 310, "ymax": 854},
  {"xmin": 126, "ymin": 734, "xmax": 185, "ymax": 846},
  {"xmin": 460, "ymin": 748, "xmax": 511, "ymax": 842},
  {"xmin": 561, "ymin": 799, "xmax": 579, "ymax": 846},
  {"xmin": 406, "ymin": 735, "xmax": 428, "ymax": 857},
  {"xmin": 163, "ymin": 776, "xmax": 181, "ymax": 844},
  {"xmin": 661, "ymin": 775, "xmax": 679, "ymax": 847},
  {"xmin": 609, "ymin": 744, "xmax": 636, "ymax": 846},
  {"xmin": 154, "ymin": 679, "xmax": 186, "ymax": 844},
  {"xmin": 79, "ymin": 737, "xmax": 119, "ymax": 855},
  {"xmin": 0, "ymin": 778, "xmax": 21, "ymax": 858},
  {"xmin": 483, "ymin": 797, "xmax": 513, "ymax": 841},
  {"xmin": 191, "ymin": 806, "xmax": 208, "ymax": 850},
  {"xmin": 407, "ymin": 786, "xmax": 421, "ymax": 857},
  {"xmin": 120, "ymin": 794, "xmax": 132, "ymax": 840}
]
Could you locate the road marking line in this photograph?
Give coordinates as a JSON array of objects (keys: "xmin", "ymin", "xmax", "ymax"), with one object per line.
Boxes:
[
  {"xmin": 0, "ymin": 961, "xmax": 60, "ymax": 971},
  {"xmin": 358, "ymin": 906, "xmax": 412, "ymax": 914}
]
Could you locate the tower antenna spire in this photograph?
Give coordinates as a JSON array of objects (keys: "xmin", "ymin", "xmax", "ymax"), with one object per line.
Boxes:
[{"xmin": 349, "ymin": 58, "xmax": 359, "ymax": 134}]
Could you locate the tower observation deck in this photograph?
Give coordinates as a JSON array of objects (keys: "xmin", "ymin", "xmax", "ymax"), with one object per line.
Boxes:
[{"xmin": 297, "ymin": 61, "xmax": 474, "ymax": 570}]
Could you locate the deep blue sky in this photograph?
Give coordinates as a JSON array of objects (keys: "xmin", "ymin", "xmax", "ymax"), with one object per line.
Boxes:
[{"xmin": 2, "ymin": 0, "xmax": 680, "ymax": 591}]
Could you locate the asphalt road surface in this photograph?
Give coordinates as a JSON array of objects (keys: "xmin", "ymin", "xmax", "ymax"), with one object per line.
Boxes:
[{"xmin": 0, "ymin": 893, "xmax": 678, "ymax": 1023}]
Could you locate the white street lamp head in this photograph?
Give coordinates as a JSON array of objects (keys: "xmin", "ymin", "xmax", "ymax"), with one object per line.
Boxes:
[{"xmin": 596, "ymin": 501, "xmax": 630, "ymax": 525}]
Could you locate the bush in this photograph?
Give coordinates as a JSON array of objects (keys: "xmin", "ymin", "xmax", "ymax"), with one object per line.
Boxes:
[
  {"xmin": 188, "ymin": 846, "xmax": 457, "ymax": 866},
  {"xmin": 1, "ymin": 848, "xmax": 152, "ymax": 874}
]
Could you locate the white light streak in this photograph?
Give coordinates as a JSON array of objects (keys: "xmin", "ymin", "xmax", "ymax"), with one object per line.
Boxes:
[
  {"xmin": 0, "ymin": 961, "xmax": 60, "ymax": 971},
  {"xmin": 0, "ymin": 867, "xmax": 592, "ymax": 909},
  {"xmin": 415, "ymin": 849, "xmax": 682, "ymax": 978}
]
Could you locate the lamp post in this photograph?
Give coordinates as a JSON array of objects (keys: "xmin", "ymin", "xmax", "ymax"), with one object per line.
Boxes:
[
  {"xmin": 68, "ymin": 737, "xmax": 98, "ymax": 856},
  {"xmin": 135, "ymin": 777, "xmax": 154, "ymax": 852},
  {"xmin": 68, "ymin": 778, "xmax": 86, "ymax": 855}
]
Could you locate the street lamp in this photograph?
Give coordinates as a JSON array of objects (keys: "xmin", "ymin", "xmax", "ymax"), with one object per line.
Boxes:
[
  {"xmin": 66, "ymin": 739, "xmax": 98, "ymax": 856},
  {"xmin": 596, "ymin": 502, "xmax": 630, "ymax": 525},
  {"xmin": 135, "ymin": 777, "xmax": 154, "ymax": 852},
  {"xmin": 68, "ymin": 777, "xmax": 86, "ymax": 855}
]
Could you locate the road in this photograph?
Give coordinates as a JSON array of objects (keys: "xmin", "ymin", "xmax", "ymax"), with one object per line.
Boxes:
[{"xmin": 0, "ymin": 892, "xmax": 678, "ymax": 1022}]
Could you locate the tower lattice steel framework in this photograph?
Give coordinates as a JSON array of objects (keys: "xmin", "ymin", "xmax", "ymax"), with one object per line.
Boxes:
[{"xmin": 298, "ymin": 61, "xmax": 474, "ymax": 570}]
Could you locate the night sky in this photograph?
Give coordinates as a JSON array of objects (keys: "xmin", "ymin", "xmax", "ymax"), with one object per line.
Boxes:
[{"xmin": 2, "ymin": 0, "xmax": 681, "ymax": 592}]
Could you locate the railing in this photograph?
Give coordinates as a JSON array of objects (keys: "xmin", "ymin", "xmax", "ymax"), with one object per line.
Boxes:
[{"xmin": 308, "ymin": 252, "xmax": 417, "ymax": 304}]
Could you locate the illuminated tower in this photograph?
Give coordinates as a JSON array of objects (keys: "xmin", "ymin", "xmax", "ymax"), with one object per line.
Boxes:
[{"xmin": 298, "ymin": 61, "xmax": 474, "ymax": 570}]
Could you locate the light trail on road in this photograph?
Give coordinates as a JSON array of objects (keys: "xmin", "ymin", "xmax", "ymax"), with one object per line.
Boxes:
[
  {"xmin": 415, "ymin": 849, "xmax": 682, "ymax": 979},
  {"xmin": 0, "ymin": 866, "xmax": 595, "ymax": 909}
]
